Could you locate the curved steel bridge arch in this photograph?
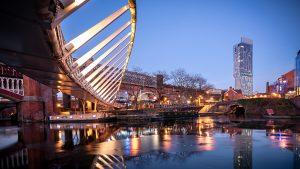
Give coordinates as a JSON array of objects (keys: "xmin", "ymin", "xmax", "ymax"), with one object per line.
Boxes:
[{"xmin": 0, "ymin": 0, "xmax": 136, "ymax": 108}]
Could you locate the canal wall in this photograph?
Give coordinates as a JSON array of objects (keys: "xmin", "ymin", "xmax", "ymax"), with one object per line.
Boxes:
[
  {"xmin": 237, "ymin": 98, "xmax": 299, "ymax": 117},
  {"xmin": 210, "ymin": 98, "xmax": 300, "ymax": 117},
  {"xmin": 290, "ymin": 96, "xmax": 300, "ymax": 109}
]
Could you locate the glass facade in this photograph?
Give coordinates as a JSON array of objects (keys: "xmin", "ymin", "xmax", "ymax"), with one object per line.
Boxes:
[
  {"xmin": 295, "ymin": 50, "xmax": 300, "ymax": 96},
  {"xmin": 233, "ymin": 37, "xmax": 253, "ymax": 96}
]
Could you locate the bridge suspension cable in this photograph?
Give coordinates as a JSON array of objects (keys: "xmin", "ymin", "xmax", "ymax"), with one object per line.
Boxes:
[{"xmin": 55, "ymin": 0, "xmax": 136, "ymax": 107}]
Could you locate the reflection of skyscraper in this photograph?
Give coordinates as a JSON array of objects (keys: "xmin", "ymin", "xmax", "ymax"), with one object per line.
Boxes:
[
  {"xmin": 234, "ymin": 129, "xmax": 252, "ymax": 169},
  {"xmin": 295, "ymin": 50, "xmax": 300, "ymax": 96},
  {"xmin": 234, "ymin": 37, "xmax": 253, "ymax": 96},
  {"xmin": 294, "ymin": 133, "xmax": 300, "ymax": 169}
]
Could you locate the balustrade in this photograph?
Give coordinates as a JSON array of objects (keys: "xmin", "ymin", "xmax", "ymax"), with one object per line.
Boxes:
[{"xmin": 0, "ymin": 77, "xmax": 24, "ymax": 96}]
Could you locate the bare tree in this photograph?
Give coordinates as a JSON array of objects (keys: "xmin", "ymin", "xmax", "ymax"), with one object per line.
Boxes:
[
  {"xmin": 170, "ymin": 68, "xmax": 189, "ymax": 87},
  {"xmin": 132, "ymin": 66, "xmax": 143, "ymax": 73},
  {"xmin": 186, "ymin": 74, "xmax": 198, "ymax": 89},
  {"xmin": 202, "ymin": 83, "xmax": 214, "ymax": 90},
  {"xmin": 170, "ymin": 69, "xmax": 214, "ymax": 90},
  {"xmin": 120, "ymin": 84, "xmax": 141, "ymax": 110},
  {"xmin": 131, "ymin": 66, "xmax": 151, "ymax": 76},
  {"xmin": 193, "ymin": 74, "xmax": 207, "ymax": 90}
]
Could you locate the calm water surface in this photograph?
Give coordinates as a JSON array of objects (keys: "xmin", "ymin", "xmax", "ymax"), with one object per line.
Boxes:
[{"xmin": 0, "ymin": 117, "xmax": 300, "ymax": 169}]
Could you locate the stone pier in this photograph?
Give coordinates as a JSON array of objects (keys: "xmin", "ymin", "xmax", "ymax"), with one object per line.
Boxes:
[{"xmin": 17, "ymin": 75, "xmax": 57, "ymax": 122}]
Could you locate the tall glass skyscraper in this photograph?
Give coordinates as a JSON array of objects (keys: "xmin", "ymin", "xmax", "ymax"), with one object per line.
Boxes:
[
  {"xmin": 295, "ymin": 50, "xmax": 300, "ymax": 96},
  {"xmin": 233, "ymin": 37, "xmax": 253, "ymax": 96}
]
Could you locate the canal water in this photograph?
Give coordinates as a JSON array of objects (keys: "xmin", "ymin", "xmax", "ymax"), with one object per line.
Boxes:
[{"xmin": 0, "ymin": 117, "xmax": 300, "ymax": 169}]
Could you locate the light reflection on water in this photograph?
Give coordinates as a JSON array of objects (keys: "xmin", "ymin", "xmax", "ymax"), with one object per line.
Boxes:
[{"xmin": 0, "ymin": 117, "xmax": 299, "ymax": 169}]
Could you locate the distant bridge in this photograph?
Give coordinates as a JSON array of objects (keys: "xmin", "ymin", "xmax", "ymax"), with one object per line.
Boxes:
[
  {"xmin": 0, "ymin": 0, "xmax": 136, "ymax": 108},
  {"xmin": 0, "ymin": 65, "xmax": 24, "ymax": 102}
]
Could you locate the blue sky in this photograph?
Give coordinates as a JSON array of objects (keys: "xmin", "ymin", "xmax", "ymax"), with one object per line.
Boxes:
[{"xmin": 62, "ymin": 0, "xmax": 300, "ymax": 92}]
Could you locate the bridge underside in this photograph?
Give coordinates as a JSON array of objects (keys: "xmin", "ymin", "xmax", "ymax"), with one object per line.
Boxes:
[{"xmin": 0, "ymin": 0, "xmax": 113, "ymax": 108}]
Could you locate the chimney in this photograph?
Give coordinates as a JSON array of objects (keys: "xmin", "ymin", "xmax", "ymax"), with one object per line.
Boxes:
[
  {"xmin": 156, "ymin": 74, "xmax": 164, "ymax": 89},
  {"xmin": 266, "ymin": 82, "xmax": 270, "ymax": 94}
]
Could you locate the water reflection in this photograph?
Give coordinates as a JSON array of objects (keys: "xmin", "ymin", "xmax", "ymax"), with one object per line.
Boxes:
[
  {"xmin": 233, "ymin": 129, "xmax": 252, "ymax": 169},
  {"xmin": 0, "ymin": 117, "xmax": 299, "ymax": 169}
]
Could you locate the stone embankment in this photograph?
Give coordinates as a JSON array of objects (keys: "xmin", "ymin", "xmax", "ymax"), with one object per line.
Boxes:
[
  {"xmin": 238, "ymin": 98, "xmax": 299, "ymax": 117},
  {"xmin": 209, "ymin": 98, "xmax": 300, "ymax": 118}
]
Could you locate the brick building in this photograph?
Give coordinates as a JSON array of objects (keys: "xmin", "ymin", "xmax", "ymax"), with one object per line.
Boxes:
[
  {"xmin": 223, "ymin": 87, "xmax": 244, "ymax": 101},
  {"xmin": 266, "ymin": 69, "xmax": 295, "ymax": 98},
  {"xmin": 118, "ymin": 72, "xmax": 208, "ymax": 107}
]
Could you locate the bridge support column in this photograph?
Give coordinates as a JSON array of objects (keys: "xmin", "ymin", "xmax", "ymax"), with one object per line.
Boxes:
[
  {"xmin": 62, "ymin": 93, "xmax": 71, "ymax": 109},
  {"xmin": 17, "ymin": 75, "xmax": 56, "ymax": 122}
]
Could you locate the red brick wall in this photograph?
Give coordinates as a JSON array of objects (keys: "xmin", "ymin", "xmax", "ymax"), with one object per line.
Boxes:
[
  {"xmin": 282, "ymin": 69, "xmax": 294, "ymax": 89},
  {"xmin": 19, "ymin": 75, "xmax": 56, "ymax": 122},
  {"xmin": 224, "ymin": 90, "xmax": 243, "ymax": 101}
]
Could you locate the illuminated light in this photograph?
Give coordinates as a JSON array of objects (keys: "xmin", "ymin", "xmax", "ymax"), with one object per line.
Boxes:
[
  {"xmin": 206, "ymin": 132, "xmax": 210, "ymax": 137},
  {"xmin": 130, "ymin": 138, "xmax": 140, "ymax": 156},
  {"xmin": 95, "ymin": 163, "xmax": 102, "ymax": 169},
  {"xmin": 162, "ymin": 134, "xmax": 172, "ymax": 151},
  {"xmin": 56, "ymin": 116, "xmax": 60, "ymax": 119},
  {"xmin": 74, "ymin": 0, "xmax": 86, "ymax": 6},
  {"xmin": 69, "ymin": 116, "xmax": 73, "ymax": 119},
  {"xmin": 87, "ymin": 129, "xmax": 92, "ymax": 136},
  {"xmin": 57, "ymin": 103, "xmax": 61, "ymax": 107},
  {"xmin": 58, "ymin": 131, "xmax": 62, "ymax": 139},
  {"xmin": 280, "ymin": 142, "xmax": 287, "ymax": 149},
  {"xmin": 73, "ymin": 22, "xmax": 131, "ymax": 69},
  {"xmin": 92, "ymin": 114, "xmax": 96, "ymax": 118},
  {"xmin": 64, "ymin": 5, "xmax": 130, "ymax": 56}
]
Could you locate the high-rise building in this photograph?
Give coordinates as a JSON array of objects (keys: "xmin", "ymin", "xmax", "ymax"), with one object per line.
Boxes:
[
  {"xmin": 233, "ymin": 37, "xmax": 253, "ymax": 96},
  {"xmin": 295, "ymin": 50, "xmax": 300, "ymax": 96}
]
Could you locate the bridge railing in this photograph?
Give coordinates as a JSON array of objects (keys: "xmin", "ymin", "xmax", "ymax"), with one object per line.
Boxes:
[{"xmin": 0, "ymin": 74, "xmax": 24, "ymax": 96}]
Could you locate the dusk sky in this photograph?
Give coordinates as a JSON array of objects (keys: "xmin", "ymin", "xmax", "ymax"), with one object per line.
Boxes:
[{"xmin": 62, "ymin": 0, "xmax": 300, "ymax": 92}]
